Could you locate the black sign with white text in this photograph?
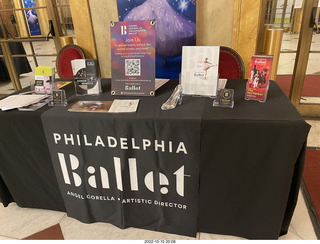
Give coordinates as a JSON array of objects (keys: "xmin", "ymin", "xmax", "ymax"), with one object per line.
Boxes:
[{"xmin": 41, "ymin": 111, "xmax": 201, "ymax": 237}]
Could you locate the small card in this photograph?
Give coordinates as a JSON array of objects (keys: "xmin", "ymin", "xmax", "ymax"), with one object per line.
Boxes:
[
  {"xmin": 109, "ymin": 99, "xmax": 140, "ymax": 113},
  {"xmin": 213, "ymin": 89, "xmax": 234, "ymax": 108}
]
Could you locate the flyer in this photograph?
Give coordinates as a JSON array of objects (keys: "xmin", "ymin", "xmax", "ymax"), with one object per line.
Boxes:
[
  {"xmin": 181, "ymin": 46, "xmax": 220, "ymax": 97},
  {"xmin": 110, "ymin": 20, "xmax": 156, "ymax": 96},
  {"xmin": 245, "ymin": 55, "xmax": 273, "ymax": 102}
]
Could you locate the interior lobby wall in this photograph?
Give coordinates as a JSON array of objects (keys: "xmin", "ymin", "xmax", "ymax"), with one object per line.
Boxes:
[
  {"xmin": 89, "ymin": 0, "xmax": 118, "ymax": 78},
  {"xmin": 196, "ymin": 0, "xmax": 235, "ymax": 47}
]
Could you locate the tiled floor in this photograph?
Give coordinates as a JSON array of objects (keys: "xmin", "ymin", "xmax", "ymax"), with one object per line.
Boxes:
[
  {"xmin": 0, "ymin": 31, "xmax": 320, "ymax": 240},
  {"xmin": 0, "ymin": 184, "xmax": 317, "ymax": 240}
]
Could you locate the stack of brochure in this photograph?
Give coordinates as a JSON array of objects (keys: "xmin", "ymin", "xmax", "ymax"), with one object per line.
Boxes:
[{"xmin": 0, "ymin": 94, "xmax": 49, "ymax": 111}]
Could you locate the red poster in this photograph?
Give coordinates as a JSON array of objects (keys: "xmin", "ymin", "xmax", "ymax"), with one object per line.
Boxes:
[{"xmin": 245, "ymin": 55, "xmax": 273, "ymax": 102}]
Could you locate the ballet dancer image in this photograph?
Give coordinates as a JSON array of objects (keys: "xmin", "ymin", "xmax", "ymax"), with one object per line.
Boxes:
[{"xmin": 202, "ymin": 58, "xmax": 215, "ymax": 79}]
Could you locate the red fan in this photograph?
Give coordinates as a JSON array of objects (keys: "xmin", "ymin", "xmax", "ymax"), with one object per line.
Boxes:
[{"xmin": 56, "ymin": 44, "xmax": 85, "ymax": 78}]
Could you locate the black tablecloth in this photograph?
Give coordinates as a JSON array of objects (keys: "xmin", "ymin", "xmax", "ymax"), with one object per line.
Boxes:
[{"xmin": 0, "ymin": 79, "xmax": 310, "ymax": 239}]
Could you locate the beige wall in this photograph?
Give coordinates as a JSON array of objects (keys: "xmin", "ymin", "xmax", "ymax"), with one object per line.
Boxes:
[
  {"xmin": 197, "ymin": 0, "xmax": 235, "ymax": 47},
  {"xmin": 89, "ymin": 0, "xmax": 118, "ymax": 78},
  {"xmin": 70, "ymin": 0, "xmax": 97, "ymax": 59}
]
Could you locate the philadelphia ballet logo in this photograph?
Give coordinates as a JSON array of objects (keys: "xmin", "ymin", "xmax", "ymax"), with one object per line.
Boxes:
[
  {"xmin": 121, "ymin": 25, "xmax": 127, "ymax": 35},
  {"xmin": 57, "ymin": 153, "xmax": 190, "ymax": 197}
]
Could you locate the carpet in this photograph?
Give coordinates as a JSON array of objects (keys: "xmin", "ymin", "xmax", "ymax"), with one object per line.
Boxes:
[
  {"xmin": 23, "ymin": 224, "xmax": 64, "ymax": 240},
  {"xmin": 275, "ymin": 75, "xmax": 320, "ymax": 97},
  {"xmin": 302, "ymin": 149, "xmax": 320, "ymax": 238}
]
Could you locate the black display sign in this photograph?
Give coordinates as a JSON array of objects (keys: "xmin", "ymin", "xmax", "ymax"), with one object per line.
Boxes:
[{"xmin": 41, "ymin": 113, "xmax": 200, "ymax": 237}]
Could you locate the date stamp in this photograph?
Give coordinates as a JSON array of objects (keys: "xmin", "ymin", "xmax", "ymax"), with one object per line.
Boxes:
[{"xmin": 144, "ymin": 240, "xmax": 176, "ymax": 244}]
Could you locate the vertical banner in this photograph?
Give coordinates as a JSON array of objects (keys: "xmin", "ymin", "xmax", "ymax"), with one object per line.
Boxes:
[
  {"xmin": 41, "ymin": 111, "xmax": 201, "ymax": 237},
  {"xmin": 110, "ymin": 20, "xmax": 156, "ymax": 96},
  {"xmin": 23, "ymin": 0, "xmax": 41, "ymax": 36},
  {"xmin": 117, "ymin": 0, "xmax": 197, "ymax": 79}
]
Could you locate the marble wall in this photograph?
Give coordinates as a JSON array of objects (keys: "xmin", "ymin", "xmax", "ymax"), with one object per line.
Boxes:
[
  {"xmin": 88, "ymin": 0, "xmax": 118, "ymax": 78},
  {"xmin": 232, "ymin": 0, "xmax": 263, "ymax": 78}
]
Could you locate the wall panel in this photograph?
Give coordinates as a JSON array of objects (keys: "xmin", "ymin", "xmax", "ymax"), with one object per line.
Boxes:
[
  {"xmin": 232, "ymin": 0, "xmax": 263, "ymax": 78},
  {"xmin": 89, "ymin": 0, "xmax": 118, "ymax": 78}
]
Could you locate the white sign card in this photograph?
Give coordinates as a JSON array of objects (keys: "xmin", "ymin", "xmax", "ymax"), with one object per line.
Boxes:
[{"xmin": 181, "ymin": 46, "xmax": 220, "ymax": 97}]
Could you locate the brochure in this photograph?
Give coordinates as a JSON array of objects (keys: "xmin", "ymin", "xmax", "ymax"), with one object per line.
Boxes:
[
  {"xmin": 109, "ymin": 99, "xmax": 140, "ymax": 113},
  {"xmin": 0, "ymin": 94, "xmax": 49, "ymax": 111},
  {"xmin": 34, "ymin": 66, "xmax": 55, "ymax": 94},
  {"xmin": 245, "ymin": 55, "xmax": 273, "ymax": 102},
  {"xmin": 110, "ymin": 20, "xmax": 156, "ymax": 96},
  {"xmin": 68, "ymin": 101, "xmax": 113, "ymax": 113},
  {"xmin": 18, "ymin": 99, "xmax": 49, "ymax": 111},
  {"xmin": 71, "ymin": 59, "xmax": 101, "ymax": 96},
  {"xmin": 181, "ymin": 46, "xmax": 220, "ymax": 97}
]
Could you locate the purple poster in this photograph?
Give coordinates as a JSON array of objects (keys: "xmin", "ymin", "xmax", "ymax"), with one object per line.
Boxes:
[
  {"xmin": 117, "ymin": 0, "xmax": 196, "ymax": 79},
  {"xmin": 110, "ymin": 20, "xmax": 156, "ymax": 96},
  {"xmin": 23, "ymin": 0, "xmax": 41, "ymax": 36}
]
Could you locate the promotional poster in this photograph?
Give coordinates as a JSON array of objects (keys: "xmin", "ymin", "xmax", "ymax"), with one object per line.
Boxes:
[
  {"xmin": 110, "ymin": 20, "xmax": 156, "ymax": 96},
  {"xmin": 245, "ymin": 55, "xmax": 273, "ymax": 102},
  {"xmin": 23, "ymin": 0, "xmax": 41, "ymax": 36},
  {"xmin": 181, "ymin": 46, "xmax": 220, "ymax": 97},
  {"xmin": 117, "ymin": 0, "xmax": 197, "ymax": 79}
]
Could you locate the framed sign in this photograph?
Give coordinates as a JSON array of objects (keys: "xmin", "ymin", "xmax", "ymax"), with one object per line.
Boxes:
[{"xmin": 110, "ymin": 20, "xmax": 156, "ymax": 96}]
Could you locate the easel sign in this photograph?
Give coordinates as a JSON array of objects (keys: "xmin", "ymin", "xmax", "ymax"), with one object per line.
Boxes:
[
  {"xmin": 181, "ymin": 46, "xmax": 220, "ymax": 97},
  {"xmin": 110, "ymin": 20, "xmax": 156, "ymax": 96}
]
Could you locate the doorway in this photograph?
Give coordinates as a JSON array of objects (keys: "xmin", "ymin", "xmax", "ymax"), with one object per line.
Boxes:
[{"xmin": 266, "ymin": 0, "xmax": 320, "ymax": 117}]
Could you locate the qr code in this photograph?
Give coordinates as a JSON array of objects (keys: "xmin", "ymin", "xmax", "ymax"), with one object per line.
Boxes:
[{"xmin": 125, "ymin": 59, "xmax": 141, "ymax": 76}]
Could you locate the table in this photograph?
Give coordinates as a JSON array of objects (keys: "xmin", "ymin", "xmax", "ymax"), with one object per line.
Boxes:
[{"xmin": 0, "ymin": 79, "xmax": 310, "ymax": 239}]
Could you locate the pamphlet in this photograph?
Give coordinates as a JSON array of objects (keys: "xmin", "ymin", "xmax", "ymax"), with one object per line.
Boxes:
[
  {"xmin": 71, "ymin": 59, "xmax": 101, "ymax": 96},
  {"xmin": 0, "ymin": 94, "xmax": 49, "ymax": 111},
  {"xmin": 34, "ymin": 66, "xmax": 55, "ymax": 94},
  {"xmin": 110, "ymin": 20, "xmax": 156, "ymax": 96},
  {"xmin": 245, "ymin": 55, "xmax": 273, "ymax": 102},
  {"xmin": 68, "ymin": 101, "xmax": 113, "ymax": 113},
  {"xmin": 109, "ymin": 99, "xmax": 140, "ymax": 113},
  {"xmin": 18, "ymin": 99, "xmax": 49, "ymax": 111},
  {"xmin": 181, "ymin": 46, "xmax": 220, "ymax": 97}
]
